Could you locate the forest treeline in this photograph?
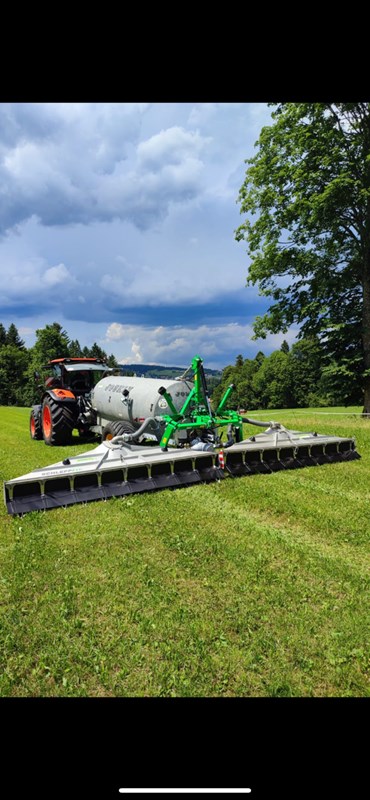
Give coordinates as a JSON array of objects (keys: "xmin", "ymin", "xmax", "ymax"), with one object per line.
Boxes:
[
  {"xmin": 0, "ymin": 322, "xmax": 118, "ymax": 406},
  {"xmin": 212, "ymin": 337, "xmax": 363, "ymax": 410},
  {"xmin": 0, "ymin": 320, "xmax": 363, "ymax": 409}
]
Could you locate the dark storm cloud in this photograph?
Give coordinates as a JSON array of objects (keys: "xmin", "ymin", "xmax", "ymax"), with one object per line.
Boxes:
[{"xmin": 0, "ymin": 104, "xmax": 209, "ymax": 233}]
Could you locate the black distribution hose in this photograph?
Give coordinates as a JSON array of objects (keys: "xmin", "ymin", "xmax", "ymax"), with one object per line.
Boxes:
[
  {"xmin": 118, "ymin": 416, "xmax": 159, "ymax": 442},
  {"xmin": 241, "ymin": 417, "xmax": 273, "ymax": 428}
]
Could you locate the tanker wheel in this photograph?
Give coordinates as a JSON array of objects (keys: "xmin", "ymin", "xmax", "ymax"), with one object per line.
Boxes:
[
  {"xmin": 102, "ymin": 421, "xmax": 135, "ymax": 441},
  {"xmin": 42, "ymin": 396, "xmax": 75, "ymax": 446},
  {"xmin": 30, "ymin": 409, "xmax": 43, "ymax": 440}
]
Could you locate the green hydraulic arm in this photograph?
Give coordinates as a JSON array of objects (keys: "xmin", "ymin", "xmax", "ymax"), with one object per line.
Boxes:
[
  {"xmin": 215, "ymin": 382, "xmax": 236, "ymax": 415},
  {"xmin": 159, "ymin": 355, "xmax": 243, "ymax": 450}
]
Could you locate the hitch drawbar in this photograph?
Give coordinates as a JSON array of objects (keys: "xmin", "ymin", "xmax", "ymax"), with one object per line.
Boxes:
[{"xmin": 3, "ymin": 425, "xmax": 360, "ymax": 515}]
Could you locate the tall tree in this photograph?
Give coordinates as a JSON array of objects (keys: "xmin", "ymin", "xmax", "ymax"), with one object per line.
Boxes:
[
  {"xmin": 252, "ymin": 350, "xmax": 294, "ymax": 409},
  {"xmin": 211, "ymin": 354, "xmax": 263, "ymax": 410},
  {"xmin": 236, "ymin": 103, "xmax": 370, "ymax": 412},
  {"xmin": 79, "ymin": 341, "xmax": 118, "ymax": 367},
  {"xmin": 6, "ymin": 323, "xmax": 25, "ymax": 349},
  {"xmin": 69, "ymin": 339, "xmax": 83, "ymax": 357},
  {"xmin": 24, "ymin": 322, "xmax": 70, "ymax": 404},
  {"xmin": 0, "ymin": 323, "xmax": 7, "ymax": 346},
  {"xmin": 0, "ymin": 345, "xmax": 28, "ymax": 405},
  {"xmin": 289, "ymin": 337, "xmax": 325, "ymax": 407},
  {"xmin": 89, "ymin": 342, "xmax": 108, "ymax": 361},
  {"xmin": 30, "ymin": 322, "xmax": 70, "ymax": 365},
  {"xmin": 106, "ymin": 353, "xmax": 119, "ymax": 368}
]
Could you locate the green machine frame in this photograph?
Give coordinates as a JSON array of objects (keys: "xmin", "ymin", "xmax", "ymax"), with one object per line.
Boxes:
[{"xmin": 158, "ymin": 355, "xmax": 243, "ymax": 450}]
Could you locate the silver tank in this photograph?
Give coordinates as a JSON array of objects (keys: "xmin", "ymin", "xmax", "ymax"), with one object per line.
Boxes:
[{"xmin": 91, "ymin": 375, "xmax": 191, "ymax": 425}]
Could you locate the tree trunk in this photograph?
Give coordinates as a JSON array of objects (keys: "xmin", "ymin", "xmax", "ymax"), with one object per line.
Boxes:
[
  {"xmin": 362, "ymin": 269, "xmax": 370, "ymax": 414},
  {"xmin": 363, "ymin": 377, "xmax": 370, "ymax": 415}
]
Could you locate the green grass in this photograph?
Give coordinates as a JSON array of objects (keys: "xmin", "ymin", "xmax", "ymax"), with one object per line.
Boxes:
[{"xmin": 0, "ymin": 405, "xmax": 369, "ymax": 697}]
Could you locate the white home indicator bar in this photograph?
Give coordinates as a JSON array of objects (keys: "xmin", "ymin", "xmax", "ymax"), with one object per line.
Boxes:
[{"xmin": 119, "ymin": 791, "xmax": 252, "ymax": 795}]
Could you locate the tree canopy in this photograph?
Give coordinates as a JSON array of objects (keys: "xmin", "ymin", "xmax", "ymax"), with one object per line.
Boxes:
[
  {"xmin": 236, "ymin": 103, "xmax": 370, "ymax": 411},
  {"xmin": 212, "ymin": 337, "xmax": 334, "ymax": 411}
]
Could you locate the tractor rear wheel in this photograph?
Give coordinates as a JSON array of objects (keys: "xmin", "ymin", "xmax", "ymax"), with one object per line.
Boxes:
[
  {"xmin": 42, "ymin": 396, "xmax": 75, "ymax": 446},
  {"xmin": 102, "ymin": 421, "xmax": 135, "ymax": 441},
  {"xmin": 30, "ymin": 409, "xmax": 43, "ymax": 440}
]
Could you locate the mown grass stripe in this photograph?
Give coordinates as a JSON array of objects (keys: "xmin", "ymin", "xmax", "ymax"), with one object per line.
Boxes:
[{"xmin": 0, "ymin": 405, "xmax": 369, "ymax": 697}]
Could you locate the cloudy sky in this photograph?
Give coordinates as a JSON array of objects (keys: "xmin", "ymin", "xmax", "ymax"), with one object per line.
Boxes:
[{"xmin": 0, "ymin": 103, "xmax": 297, "ymax": 368}]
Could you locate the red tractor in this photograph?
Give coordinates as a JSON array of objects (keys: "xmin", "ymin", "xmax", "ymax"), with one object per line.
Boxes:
[{"xmin": 30, "ymin": 358, "xmax": 113, "ymax": 445}]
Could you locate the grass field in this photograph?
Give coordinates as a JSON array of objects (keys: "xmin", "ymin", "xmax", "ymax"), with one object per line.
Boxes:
[{"xmin": 0, "ymin": 405, "xmax": 369, "ymax": 697}]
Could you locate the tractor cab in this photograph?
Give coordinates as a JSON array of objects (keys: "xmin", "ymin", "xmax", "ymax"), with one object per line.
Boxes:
[
  {"xmin": 43, "ymin": 358, "xmax": 113, "ymax": 395},
  {"xmin": 30, "ymin": 358, "xmax": 114, "ymax": 446}
]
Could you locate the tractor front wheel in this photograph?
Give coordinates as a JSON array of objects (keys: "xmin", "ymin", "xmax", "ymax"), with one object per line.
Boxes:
[
  {"xmin": 30, "ymin": 409, "xmax": 43, "ymax": 440},
  {"xmin": 42, "ymin": 396, "xmax": 75, "ymax": 446}
]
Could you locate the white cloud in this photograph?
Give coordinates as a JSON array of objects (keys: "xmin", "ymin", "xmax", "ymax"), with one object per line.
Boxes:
[
  {"xmin": 0, "ymin": 254, "xmax": 78, "ymax": 306},
  {"xmin": 43, "ymin": 263, "xmax": 73, "ymax": 286},
  {"xmin": 187, "ymin": 104, "xmax": 219, "ymax": 126},
  {"xmin": 18, "ymin": 326, "xmax": 34, "ymax": 335},
  {"xmin": 105, "ymin": 321, "xmax": 298, "ymax": 368},
  {"xmin": 111, "ymin": 328, "xmax": 144, "ymax": 364},
  {"xmin": 131, "ymin": 341, "xmax": 143, "ymax": 363},
  {"xmin": 98, "ymin": 233, "xmax": 253, "ymax": 306},
  {"xmin": 107, "ymin": 322, "xmax": 128, "ymax": 340},
  {"xmin": 137, "ymin": 126, "xmax": 210, "ymax": 167}
]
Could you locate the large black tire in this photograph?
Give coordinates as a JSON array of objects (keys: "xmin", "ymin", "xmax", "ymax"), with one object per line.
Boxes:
[
  {"xmin": 102, "ymin": 421, "xmax": 136, "ymax": 441},
  {"xmin": 30, "ymin": 408, "xmax": 43, "ymax": 440},
  {"xmin": 42, "ymin": 396, "xmax": 76, "ymax": 446}
]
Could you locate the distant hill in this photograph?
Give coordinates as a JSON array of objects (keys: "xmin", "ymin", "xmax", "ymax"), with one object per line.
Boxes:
[{"xmin": 118, "ymin": 363, "xmax": 222, "ymax": 380}]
